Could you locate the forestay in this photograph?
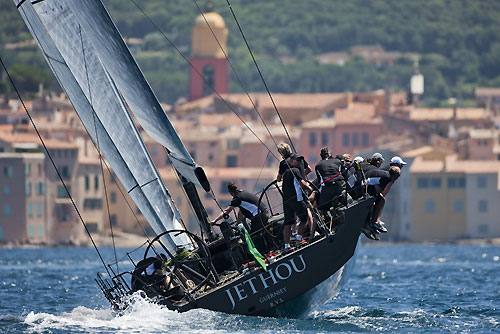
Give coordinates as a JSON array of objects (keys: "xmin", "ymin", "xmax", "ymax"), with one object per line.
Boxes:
[{"xmin": 15, "ymin": 0, "xmax": 191, "ymax": 249}]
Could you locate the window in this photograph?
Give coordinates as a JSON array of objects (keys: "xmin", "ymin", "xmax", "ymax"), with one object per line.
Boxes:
[
  {"xmin": 110, "ymin": 215, "xmax": 117, "ymax": 226},
  {"xmin": 453, "ymin": 200, "xmax": 463, "ymax": 213},
  {"xmin": 3, "ymin": 203, "xmax": 11, "ymax": 216},
  {"xmin": 321, "ymin": 132, "xmax": 328, "ymax": 146},
  {"xmin": 38, "ymin": 226, "xmax": 44, "ymax": 238},
  {"xmin": 227, "ymin": 139, "xmax": 240, "ymax": 150},
  {"xmin": 41, "ymin": 182, "xmax": 46, "ymax": 195},
  {"xmin": 87, "ymin": 223, "xmax": 99, "ymax": 233},
  {"xmin": 25, "ymin": 162, "xmax": 31, "ymax": 176},
  {"xmin": 38, "ymin": 163, "xmax": 42, "ymax": 176},
  {"xmin": 29, "ymin": 225, "xmax": 35, "ymax": 238},
  {"xmin": 417, "ymin": 178, "xmax": 429, "ymax": 189},
  {"xmin": 478, "ymin": 200, "xmax": 488, "ymax": 213},
  {"xmin": 3, "ymin": 185, "xmax": 8, "ymax": 195},
  {"xmin": 35, "ymin": 182, "xmax": 41, "ymax": 195},
  {"xmin": 477, "ymin": 175, "xmax": 487, "ymax": 189},
  {"xmin": 478, "ymin": 224, "xmax": 489, "ymax": 234},
  {"xmin": 83, "ymin": 199, "xmax": 103, "ymax": 210},
  {"xmin": 342, "ymin": 133, "xmax": 350, "ymax": 146},
  {"xmin": 29, "ymin": 202, "xmax": 34, "ymax": 217},
  {"xmin": 4, "ymin": 166, "xmax": 13, "ymax": 177},
  {"xmin": 309, "ymin": 132, "xmax": 317, "ymax": 146},
  {"xmin": 226, "ymin": 155, "xmax": 238, "ymax": 167},
  {"xmin": 85, "ymin": 175, "xmax": 90, "ymax": 191},
  {"xmin": 425, "ymin": 200, "xmax": 435, "ymax": 213},
  {"xmin": 220, "ymin": 181, "xmax": 230, "ymax": 194},
  {"xmin": 362, "ymin": 132, "xmax": 369, "ymax": 146},
  {"xmin": 37, "ymin": 203, "xmax": 43, "ymax": 217},
  {"xmin": 94, "ymin": 175, "xmax": 99, "ymax": 190},
  {"xmin": 352, "ymin": 133, "xmax": 359, "ymax": 147},
  {"xmin": 110, "ymin": 191, "xmax": 117, "ymax": 204},
  {"xmin": 448, "ymin": 177, "xmax": 466, "ymax": 189},
  {"xmin": 57, "ymin": 185, "xmax": 70, "ymax": 199},
  {"xmin": 208, "ymin": 153, "xmax": 214, "ymax": 161},
  {"xmin": 202, "ymin": 64, "xmax": 214, "ymax": 96},
  {"xmin": 430, "ymin": 178, "xmax": 441, "ymax": 189},
  {"xmin": 0, "ymin": 226, "xmax": 3, "ymax": 240},
  {"xmin": 61, "ymin": 166, "xmax": 71, "ymax": 179},
  {"xmin": 25, "ymin": 182, "xmax": 31, "ymax": 196}
]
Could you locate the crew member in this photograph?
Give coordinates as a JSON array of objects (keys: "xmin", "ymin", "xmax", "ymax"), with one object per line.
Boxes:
[
  {"xmin": 361, "ymin": 152, "xmax": 385, "ymax": 173},
  {"xmin": 131, "ymin": 253, "xmax": 171, "ymax": 293},
  {"xmin": 315, "ymin": 147, "xmax": 345, "ymax": 211},
  {"xmin": 381, "ymin": 156, "xmax": 407, "ymax": 171},
  {"xmin": 211, "ymin": 182, "xmax": 270, "ymax": 252},
  {"xmin": 281, "ymin": 154, "xmax": 314, "ymax": 248},
  {"xmin": 362, "ymin": 166, "xmax": 401, "ymax": 239},
  {"xmin": 276, "ymin": 142, "xmax": 311, "ymax": 181}
]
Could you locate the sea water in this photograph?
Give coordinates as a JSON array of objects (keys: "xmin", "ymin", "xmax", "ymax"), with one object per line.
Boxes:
[{"xmin": 0, "ymin": 244, "xmax": 499, "ymax": 333}]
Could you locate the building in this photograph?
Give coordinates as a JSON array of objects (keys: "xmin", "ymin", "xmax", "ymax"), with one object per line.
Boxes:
[
  {"xmin": 299, "ymin": 102, "xmax": 382, "ymax": 164},
  {"xmin": 410, "ymin": 155, "xmax": 500, "ymax": 241},
  {"xmin": 0, "ymin": 152, "xmax": 47, "ymax": 244},
  {"xmin": 189, "ymin": 12, "xmax": 229, "ymax": 101}
]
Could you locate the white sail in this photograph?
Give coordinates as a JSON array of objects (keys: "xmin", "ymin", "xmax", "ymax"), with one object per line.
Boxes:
[
  {"xmin": 15, "ymin": 0, "xmax": 191, "ymax": 249},
  {"xmin": 55, "ymin": 0, "xmax": 207, "ymax": 189}
]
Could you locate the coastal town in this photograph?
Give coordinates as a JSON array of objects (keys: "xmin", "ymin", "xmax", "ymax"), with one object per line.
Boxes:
[{"xmin": 1, "ymin": 10, "xmax": 500, "ymax": 246}]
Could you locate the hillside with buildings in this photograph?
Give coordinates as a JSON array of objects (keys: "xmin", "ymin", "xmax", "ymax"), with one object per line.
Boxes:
[
  {"xmin": 1, "ymin": 0, "xmax": 500, "ymax": 105},
  {"xmin": 1, "ymin": 5, "xmax": 500, "ymax": 246}
]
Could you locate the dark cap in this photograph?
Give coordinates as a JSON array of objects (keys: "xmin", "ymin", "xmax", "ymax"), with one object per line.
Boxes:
[{"xmin": 289, "ymin": 153, "xmax": 303, "ymax": 161}]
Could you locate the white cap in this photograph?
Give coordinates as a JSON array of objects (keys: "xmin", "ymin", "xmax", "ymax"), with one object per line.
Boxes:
[
  {"xmin": 390, "ymin": 156, "xmax": 407, "ymax": 166},
  {"xmin": 371, "ymin": 152, "xmax": 385, "ymax": 162},
  {"xmin": 353, "ymin": 156, "xmax": 364, "ymax": 163}
]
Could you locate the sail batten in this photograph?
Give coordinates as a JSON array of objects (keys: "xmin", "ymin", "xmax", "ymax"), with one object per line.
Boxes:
[{"xmin": 15, "ymin": 0, "xmax": 191, "ymax": 249}]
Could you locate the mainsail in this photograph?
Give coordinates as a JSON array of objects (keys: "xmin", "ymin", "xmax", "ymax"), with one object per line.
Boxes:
[
  {"xmin": 15, "ymin": 0, "xmax": 191, "ymax": 249},
  {"xmin": 63, "ymin": 0, "xmax": 207, "ymax": 190}
]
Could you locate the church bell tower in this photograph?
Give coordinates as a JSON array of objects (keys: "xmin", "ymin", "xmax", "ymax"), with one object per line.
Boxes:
[{"xmin": 189, "ymin": 11, "xmax": 229, "ymax": 101}]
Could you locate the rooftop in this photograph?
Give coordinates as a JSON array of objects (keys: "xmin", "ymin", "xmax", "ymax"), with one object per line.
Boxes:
[{"xmin": 409, "ymin": 108, "xmax": 491, "ymax": 121}]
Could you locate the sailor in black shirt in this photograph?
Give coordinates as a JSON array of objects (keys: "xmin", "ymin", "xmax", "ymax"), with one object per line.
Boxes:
[
  {"xmin": 315, "ymin": 147, "xmax": 345, "ymax": 211},
  {"xmin": 211, "ymin": 182, "xmax": 270, "ymax": 251},
  {"xmin": 363, "ymin": 166, "xmax": 401, "ymax": 236},
  {"xmin": 361, "ymin": 152, "xmax": 385, "ymax": 174},
  {"xmin": 282, "ymin": 154, "xmax": 313, "ymax": 248},
  {"xmin": 276, "ymin": 143, "xmax": 311, "ymax": 181}
]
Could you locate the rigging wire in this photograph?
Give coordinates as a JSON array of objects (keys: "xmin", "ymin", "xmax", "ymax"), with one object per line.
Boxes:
[
  {"xmin": 128, "ymin": 0, "xmax": 279, "ymax": 162},
  {"xmin": 225, "ymin": 0, "xmax": 297, "ymax": 153},
  {"xmin": 252, "ymin": 151, "xmax": 271, "ymax": 194},
  {"xmin": 79, "ymin": 25, "xmax": 119, "ymax": 273},
  {"xmin": 192, "ymin": 0, "xmax": 281, "ymax": 154},
  {"xmin": 0, "ymin": 53, "xmax": 112, "ymax": 278}
]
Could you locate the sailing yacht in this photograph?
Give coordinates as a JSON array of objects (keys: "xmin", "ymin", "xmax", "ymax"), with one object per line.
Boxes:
[{"xmin": 12, "ymin": 0, "xmax": 375, "ymax": 318}]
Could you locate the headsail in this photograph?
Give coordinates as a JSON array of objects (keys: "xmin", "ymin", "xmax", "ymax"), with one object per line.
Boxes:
[
  {"xmin": 61, "ymin": 0, "xmax": 209, "ymax": 190},
  {"xmin": 15, "ymin": 0, "xmax": 191, "ymax": 249}
]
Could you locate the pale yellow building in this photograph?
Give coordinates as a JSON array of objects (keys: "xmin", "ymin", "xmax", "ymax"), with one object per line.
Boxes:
[{"xmin": 410, "ymin": 154, "xmax": 500, "ymax": 241}]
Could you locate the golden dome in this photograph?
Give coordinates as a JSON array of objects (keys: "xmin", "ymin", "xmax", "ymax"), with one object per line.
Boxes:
[
  {"xmin": 194, "ymin": 12, "xmax": 226, "ymax": 29},
  {"xmin": 191, "ymin": 12, "xmax": 228, "ymax": 58}
]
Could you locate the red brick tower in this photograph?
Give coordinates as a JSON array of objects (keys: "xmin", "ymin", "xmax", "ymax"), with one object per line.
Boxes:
[{"xmin": 189, "ymin": 12, "xmax": 229, "ymax": 101}]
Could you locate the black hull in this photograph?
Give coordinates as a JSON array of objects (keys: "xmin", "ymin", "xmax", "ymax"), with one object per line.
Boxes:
[{"xmin": 175, "ymin": 197, "xmax": 374, "ymax": 317}]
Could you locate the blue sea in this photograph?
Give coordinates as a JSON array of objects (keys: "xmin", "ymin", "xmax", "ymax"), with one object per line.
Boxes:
[{"xmin": 0, "ymin": 244, "xmax": 499, "ymax": 333}]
